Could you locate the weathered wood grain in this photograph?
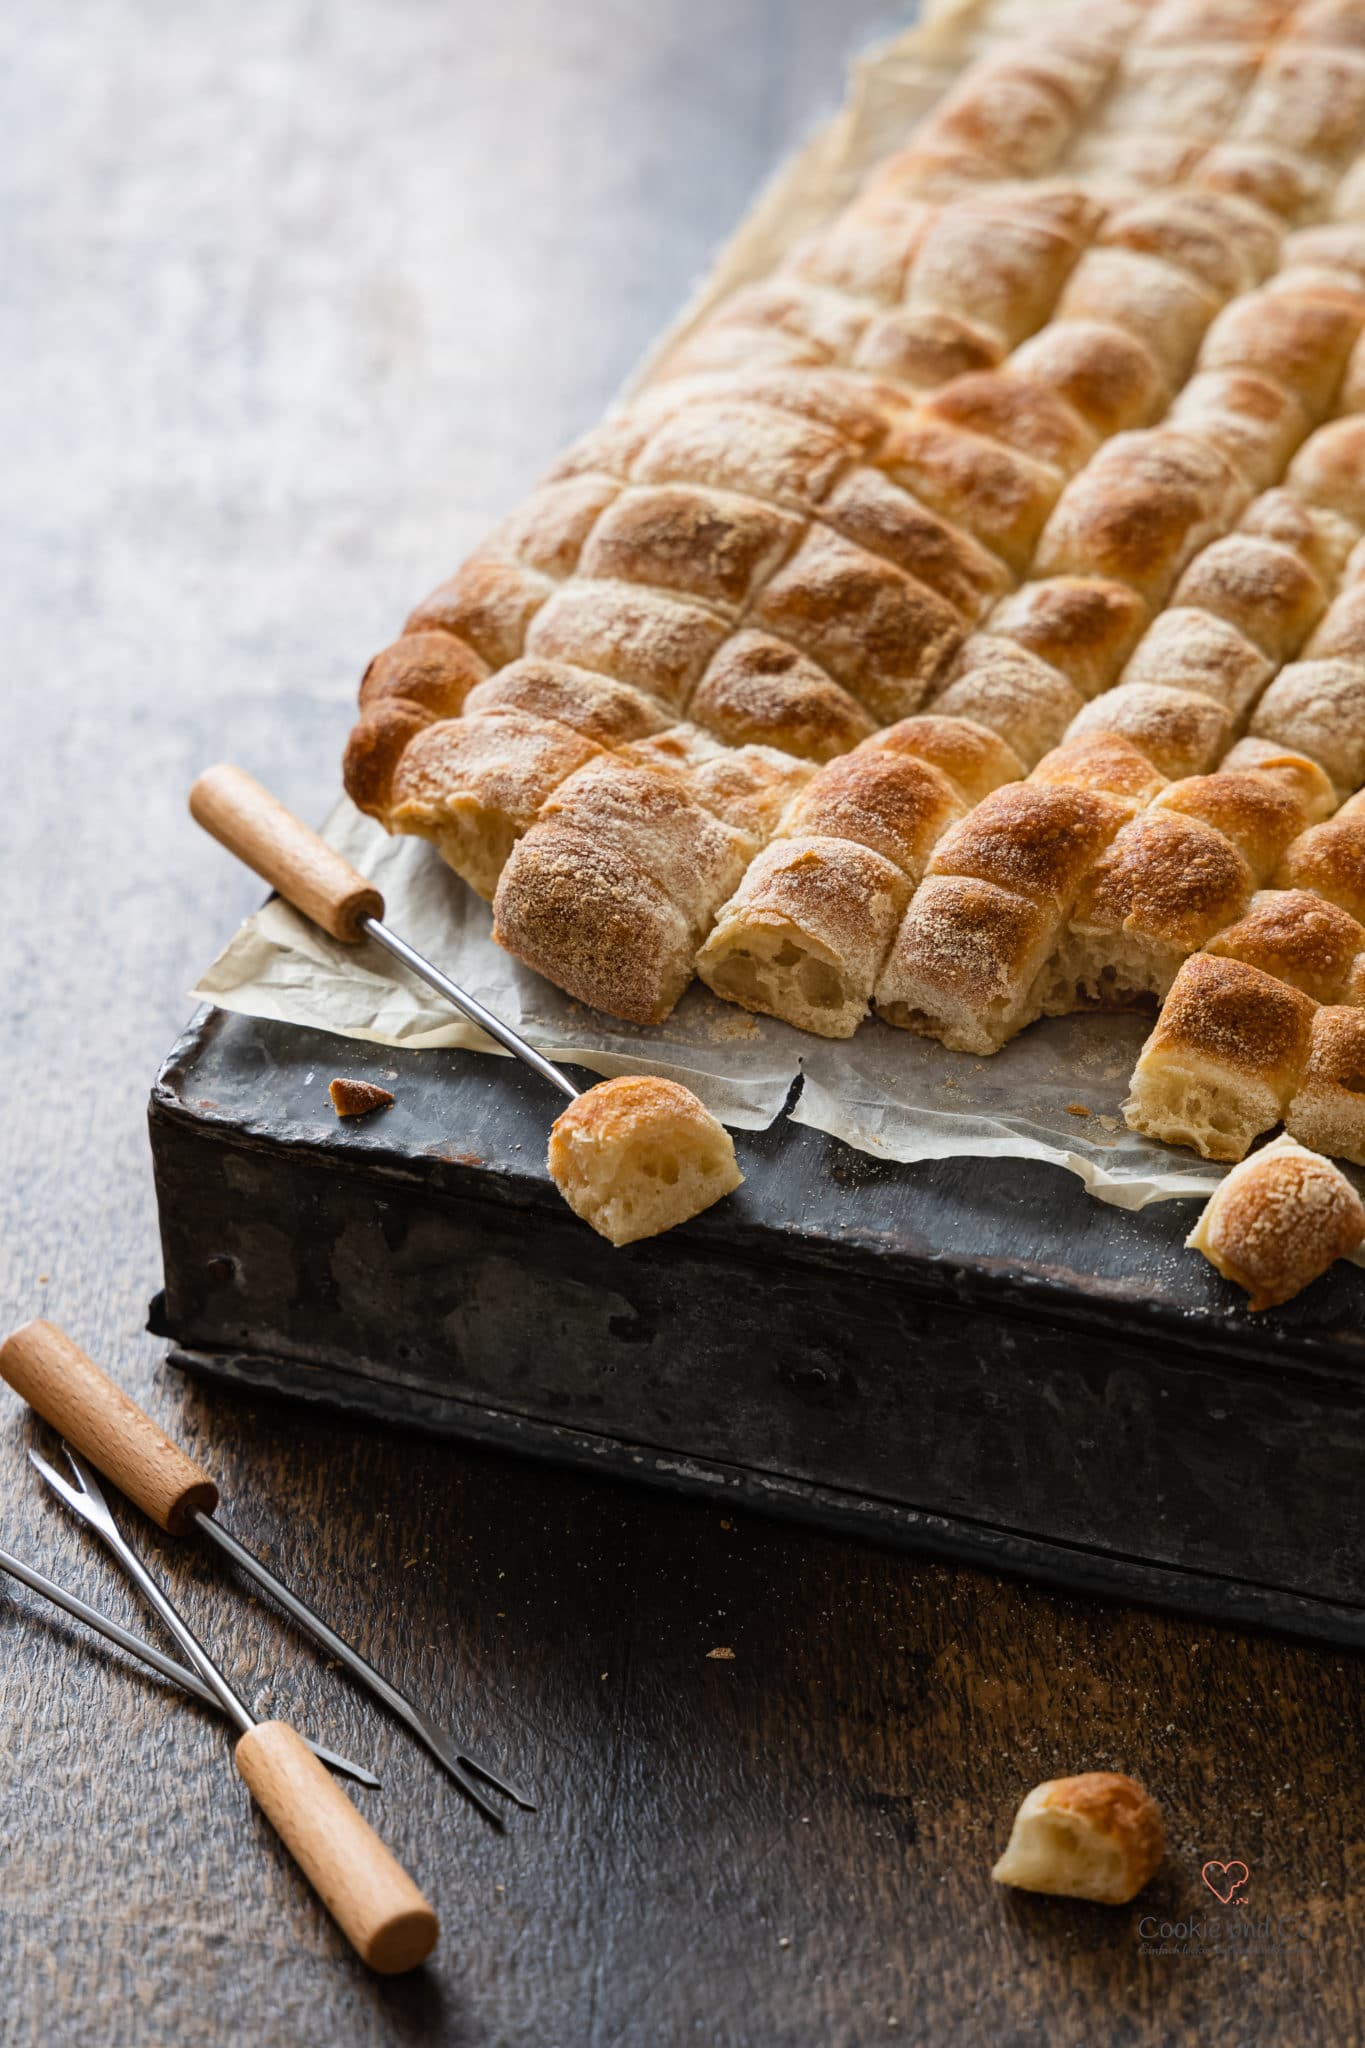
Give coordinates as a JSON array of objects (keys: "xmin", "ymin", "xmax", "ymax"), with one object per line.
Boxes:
[{"xmin": 0, "ymin": 1, "xmax": 1362, "ymax": 2043}]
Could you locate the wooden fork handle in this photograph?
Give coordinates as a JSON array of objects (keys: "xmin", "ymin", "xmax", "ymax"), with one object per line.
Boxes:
[
  {"xmin": 190, "ymin": 763, "xmax": 384, "ymax": 943},
  {"xmin": 0, "ymin": 1320, "xmax": 218, "ymax": 1535},
  {"xmin": 236, "ymin": 1722, "xmax": 439, "ymax": 1973}
]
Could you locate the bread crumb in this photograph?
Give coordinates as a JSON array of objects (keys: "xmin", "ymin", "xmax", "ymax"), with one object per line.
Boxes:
[
  {"xmin": 329, "ymin": 1078, "xmax": 395, "ymax": 1117},
  {"xmin": 706, "ymin": 1646, "xmax": 735, "ymax": 1661},
  {"xmin": 1065, "ymin": 1103, "xmax": 1090, "ymax": 1117}
]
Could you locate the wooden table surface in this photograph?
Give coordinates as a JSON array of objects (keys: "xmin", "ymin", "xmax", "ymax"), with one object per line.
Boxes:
[{"xmin": 2, "ymin": 3, "xmax": 1362, "ymax": 2042}]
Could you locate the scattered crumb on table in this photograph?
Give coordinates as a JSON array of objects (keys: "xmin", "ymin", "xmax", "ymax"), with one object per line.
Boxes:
[
  {"xmin": 706, "ymin": 1646, "xmax": 735, "ymax": 1661},
  {"xmin": 1065, "ymin": 1102, "xmax": 1090, "ymax": 1117}
]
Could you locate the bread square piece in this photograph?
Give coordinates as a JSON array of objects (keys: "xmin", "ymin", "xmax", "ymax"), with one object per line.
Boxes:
[
  {"xmin": 1285, "ymin": 1006, "xmax": 1365, "ymax": 1165},
  {"xmin": 388, "ymin": 711, "xmax": 602, "ymax": 899},
  {"xmin": 548, "ymin": 1076, "xmax": 742, "ymax": 1246},
  {"xmin": 992, "ymin": 1773, "xmax": 1164, "ymax": 1906},
  {"xmin": 876, "ymin": 875, "xmax": 1056, "ymax": 1053},
  {"xmin": 1206, "ymin": 889, "xmax": 1365, "ymax": 1002},
  {"xmin": 1186, "ymin": 1134, "xmax": 1365, "ymax": 1309},
  {"xmin": 697, "ymin": 836, "xmax": 909, "ymax": 1038},
  {"xmin": 1276, "ymin": 791, "xmax": 1365, "ymax": 919},
  {"xmin": 1124, "ymin": 953, "xmax": 1317, "ymax": 1161},
  {"xmin": 928, "ymin": 782, "xmax": 1130, "ymax": 912}
]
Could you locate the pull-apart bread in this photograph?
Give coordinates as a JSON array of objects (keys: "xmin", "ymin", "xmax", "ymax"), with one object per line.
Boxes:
[{"xmin": 343, "ymin": 0, "xmax": 1365, "ymax": 1187}]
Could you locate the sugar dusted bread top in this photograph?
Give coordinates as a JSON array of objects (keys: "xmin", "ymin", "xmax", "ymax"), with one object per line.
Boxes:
[{"xmin": 547, "ymin": 1075, "xmax": 742, "ymax": 1246}]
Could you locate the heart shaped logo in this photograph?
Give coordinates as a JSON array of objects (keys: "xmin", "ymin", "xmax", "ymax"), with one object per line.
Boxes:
[{"xmin": 1201, "ymin": 1860, "xmax": 1250, "ymax": 1904}]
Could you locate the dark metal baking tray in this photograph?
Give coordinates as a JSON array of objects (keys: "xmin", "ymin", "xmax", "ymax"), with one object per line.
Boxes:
[{"xmin": 149, "ymin": 1004, "xmax": 1365, "ymax": 1648}]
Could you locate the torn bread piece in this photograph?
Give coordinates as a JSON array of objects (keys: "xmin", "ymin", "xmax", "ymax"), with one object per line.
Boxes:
[
  {"xmin": 328, "ymin": 1079, "xmax": 395, "ymax": 1118},
  {"xmin": 992, "ymin": 1773, "xmax": 1164, "ymax": 1906},
  {"xmin": 1123, "ymin": 952, "xmax": 1317, "ymax": 1162},
  {"xmin": 547, "ymin": 1076, "xmax": 742, "ymax": 1246},
  {"xmin": 1186, "ymin": 1134, "xmax": 1365, "ymax": 1311}
]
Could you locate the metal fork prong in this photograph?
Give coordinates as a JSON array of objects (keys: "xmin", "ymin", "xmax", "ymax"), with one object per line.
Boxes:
[
  {"xmin": 0, "ymin": 1539, "xmax": 380, "ymax": 1788},
  {"xmin": 195, "ymin": 1510, "xmax": 535, "ymax": 1817},
  {"xmin": 409, "ymin": 1710, "xmax": 537, "ymax": 1811},
  {"xmin": 453, "ymin": 1752, "xmax": 539, "ymax": 1811},
  {"xmin": 27, "ymin": 1447, "xmax": 111, "ymax": 1532},
  {"xmin": 30, "ymin": 1448, "xmax": 382, "ymax": 1783}
]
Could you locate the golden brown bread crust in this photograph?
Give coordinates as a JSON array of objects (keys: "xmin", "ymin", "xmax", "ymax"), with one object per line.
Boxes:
[
  {"xmin": 929, "ymin": 783, "xmax": 1129, "ymax": 910},
  {"xmin": 984, "ymin": 576, "xmax": 1149, "ymax": 698},
  {"xmin": 1206, "ymin": 886, "xmax": 1365, "ymax": 999},
  {"xmin": 344, "ymin": 5, "xmax": 1365, "ymax": 1047},
  {"xmin": 579, "ymin": 485, "xmax": 802, "ymax": 611},
  {"xmin": 460, "ymin": 659, "xmax": 670, "ymax": 747},
  {"xmin": 922, "ymin": 371, "xmax": 1099, "ymax": 474},
  {"xmin": 992, "ymin": 1771, "xmax": 1164, "ymax": 1906},
  {"xmin": 1286, "ymin": 1004, "xmax": 1365, "ymax": 1162},
  {"xmin": 876, "ymin": 874, "xmax": 1055, "ymax": 1052},
  {"xmin": 779, "ymin": 750, "xmax": 965, "ymax": 880},
  {"xmin": 1124, "ymin": 951, "xmax": 1317, "ymax": 1159},
  {"xmin": 493, "ymin": 825, "xmax": 696, "ymax": 1027},
  {"xmin": 328, "ymin": 1078, "xmax": 395, "ymax": 1118},
  {"xmin": 749, "ymin": 527, "xmax": 965, "ymax": 723},
  {"xmin": 404, "ymin": 558, "xmax": 553, "ymax": 668},
  {"xmin": 343, "ymin": 702, "xmax": 436, "ymax": 819},
  {"xmin": 1009, "ymin": 319, "xmax": 1167, "ymax": 437},
  {"xmin": 1187, "ymin": 1136, "xmax": 1365, "ymax": 1309},
  {"xmin": 816, "ymin": 467, "xmax": 1011, "ymax": 619},
  {"xmin": 1149, "ymin": 771, "xmax": 1308, "ymax": 878},
  {"xmin": 1029, "ymin": 732, "xmax": 1168, "ymax": 808},
  {"xmin": 1119, "ymin": 605, "xmax": 1271, "ymax": 714},
  {"xmin": 866, "ymin": 714, "xmax": 1024, "ymax": 805},
  {"xmin": 931, "ymin": 641, "xmax": 1086, "ymax": 770},
  {"xmin": 1034, "ymin": 429, "xmax": 1248, "ymax": 604},
  {"xmin": 687, "ymin": 632, "xmax": 874, "ymax": 761},
  {"xmin": 1074, "ymin": 810, "xmax": 1255, "ymax": 953},
  {"xmin": 358, "ymin": 632, "xmax": 489, "ymax": 721},
  {"xmin": 1172, "ymin": 532, "xmax": 1328, "ymax": 657},
  {"xmin": 547, "ymin": 1075, "xmax": 742, "ymax": 1246},
  {"xmin": 1067, "ymin": 682, "xmax": 1235, "ymax": 779},
  {"xmin": 1275, "ymin": 792, "xmax": 1365, "ymax": 918}
]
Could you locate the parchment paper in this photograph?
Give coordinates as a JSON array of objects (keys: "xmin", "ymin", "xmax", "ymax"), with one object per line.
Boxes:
[{"xmin": 190, "ymin": 0, "xmax": 1238, "ymax": 1212}]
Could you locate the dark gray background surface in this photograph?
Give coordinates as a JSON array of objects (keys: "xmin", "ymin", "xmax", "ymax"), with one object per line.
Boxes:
[{"xmin": 1, "ymin": 3, "xmax": 1362, "ymax": 2043}]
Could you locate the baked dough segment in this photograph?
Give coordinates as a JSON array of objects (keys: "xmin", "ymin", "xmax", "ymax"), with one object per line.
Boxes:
[
  {"xmin": 343, "ymin": 0, "xmax": 1365, "ymax": 1050},
  {"xmin": 1206, "ymin": 885, "xmax": 1365, "ymax": 1000},
  {"xmin": 696, "ymin": 834, "xmax": 910, "ymax": 1039},
  {"xmin": 685, "ymin": 631, "xmax": 874, "ymax": 763},
  {"xmin": 1285, "ymin": 1004, "xmax": 1365, "ymax": 1160},
  {"xmin": 694, "ymin": 719, "xmax": 1017, "ymax": 1037},
  {"xmin": 1123, "ymin": 951, "xmax": 1317, "ymax": 1157},
  {"xmin": 387, "ymin": 712, "xmax": 604, "ymax": 902},
  {"xmin": 492, "ymin": 756, "xmax": 754, "ymax": 1024},
  {"xmin": 1059, "ymin": 809, "xmax": 1256, "ymax": 1007},
  {"xmin": 991, "ymin": 1773, "xmax": 1164, "ymax": 1906},
  {"xmin": 1275, "ymin": 788, "xmax": 1365, "ymax": 915},
  {"xmin": 547, "ymin": 1076, "xmax": 743, "ymax": 1246},
  {"xmin": 876, "ymin": 783, "xmax": 1129, "ymax": 1051},
  {"xmin": 1186, "ymin": 1133, "xmax": 1365, "ymax": 1307}
]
